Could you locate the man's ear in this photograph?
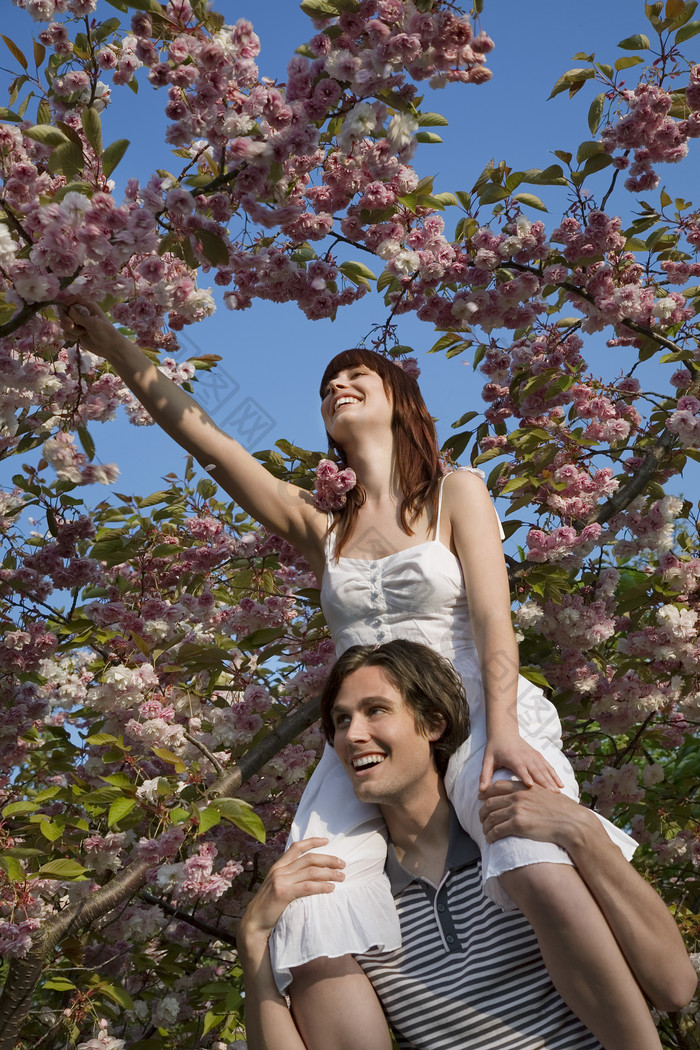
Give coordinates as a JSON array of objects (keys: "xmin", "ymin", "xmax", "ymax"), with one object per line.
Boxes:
[{"xmin": 427, "ymin": 715, "xmax": 447, "ymax": 742}]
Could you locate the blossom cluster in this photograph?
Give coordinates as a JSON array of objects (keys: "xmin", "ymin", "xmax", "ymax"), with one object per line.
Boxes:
[
  {"xmin": 601, "ymin": 76, "xmax": 700, "ymax": 192},
  {"xmin": 313, "ymin": 458, "xmax": 357, "ymax": 510}
]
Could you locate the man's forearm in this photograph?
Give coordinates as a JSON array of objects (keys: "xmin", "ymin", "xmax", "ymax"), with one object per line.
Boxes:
[{"xmin": 561, "ymin": 807, "xmax": 697, "ymax": 1012}]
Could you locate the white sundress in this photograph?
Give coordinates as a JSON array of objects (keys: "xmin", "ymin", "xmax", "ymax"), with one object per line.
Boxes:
[{"xmin": 269, "ymin": 471, "xmax": 637, "ymax": 992}]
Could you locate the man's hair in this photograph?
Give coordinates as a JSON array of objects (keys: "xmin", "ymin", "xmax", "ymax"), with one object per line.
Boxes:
[{"xmin": 320, "ymin": 639, "xmax": 470, "ymax": 777}]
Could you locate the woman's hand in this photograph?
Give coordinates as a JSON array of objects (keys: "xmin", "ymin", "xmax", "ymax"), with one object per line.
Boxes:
[
  {"xmin": 238, "ymin": 838, "xmax": 345, "ymax": 950},
  {"xmin": 59, "ymin": 301, "xmax": 125, "ymax": 359},
  {"xmin": 478, "ymin": 729, "xmax": 564, "ymax": 793}
]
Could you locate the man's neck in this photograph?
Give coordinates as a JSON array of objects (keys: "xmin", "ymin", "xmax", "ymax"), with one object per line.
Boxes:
[{"xmin": 380, "ymin": 779, "xmax": 451, "ymax": 886}]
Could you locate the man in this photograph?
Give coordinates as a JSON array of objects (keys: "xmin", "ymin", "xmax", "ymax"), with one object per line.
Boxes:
[{"xmin": 238, "ymin": 640, "xmax": 696, "ymax": 1050}]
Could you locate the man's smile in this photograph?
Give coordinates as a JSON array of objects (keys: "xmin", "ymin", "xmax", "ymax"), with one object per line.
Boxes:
[{"xmin": 351, "ymin": 752, "xmax": 387, "ymax": 771}]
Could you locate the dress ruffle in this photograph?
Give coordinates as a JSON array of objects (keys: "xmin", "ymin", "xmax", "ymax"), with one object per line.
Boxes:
[
  {"xmin": 269, "ymin": 746, "xmax": 402, "ymax": 993},
  {"xmin": 269, "ymin": 870, "xmax": 401, "ymax": 994}
]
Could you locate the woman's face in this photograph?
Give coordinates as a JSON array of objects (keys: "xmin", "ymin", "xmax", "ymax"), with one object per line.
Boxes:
[{"xmin": 320, "ymin": 364, "xmax": 393, "ymax": 442}]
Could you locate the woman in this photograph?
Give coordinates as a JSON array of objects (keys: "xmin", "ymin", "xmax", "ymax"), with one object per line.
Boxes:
[{"xmin": 62, "ymin": 304, "xmax": 660, "ymax": 1050}]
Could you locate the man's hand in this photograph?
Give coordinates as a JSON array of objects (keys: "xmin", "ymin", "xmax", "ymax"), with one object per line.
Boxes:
[
  {"xmin": 239, "ymin": 838, "xmax": 345, "ymax": 951},
  {"xmin": 237, "ymin": 839, "xmax": 346, "ymax": 1050},
  {"xmin": 478, "ymin": 780, "xmax": 589, "ymax": 849}
]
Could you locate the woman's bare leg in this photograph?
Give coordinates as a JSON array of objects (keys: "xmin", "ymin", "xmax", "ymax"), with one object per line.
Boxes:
[
  {"xmin": 499, "ymin": 863, "xmax": 662, "ymax": 1050},
  {"xmin": 289, "ymin": 955, "xmax": 392, "ymax": 1050}
]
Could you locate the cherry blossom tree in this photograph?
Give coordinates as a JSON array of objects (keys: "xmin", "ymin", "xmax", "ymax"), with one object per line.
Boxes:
[{"xmin": 0, "ymin": 0, "xmax": 697, "ymax": 1047}]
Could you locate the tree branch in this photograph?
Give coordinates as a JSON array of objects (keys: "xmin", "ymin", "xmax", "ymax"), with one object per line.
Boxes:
[
  {"xmin": 208, "ymin": 694, "xmax": 321, "ymax": 800},
  {"xmin": 0, "ymin": 301, "xmax": 48, "ymax": 339},
  {"xmin": 139, "ymin": 890, "xmax": 238, "ymax": 948},
  {"xmin": 506, "ymin": 427, "xmax": 679, "ymax": 586},
  {"xmin": 0, "ymin": 693, "xmax": 321, "ymax": 1049},
  {"xmin": 592, "ymin": 428, "xmax": 678, "ymax": 526}
]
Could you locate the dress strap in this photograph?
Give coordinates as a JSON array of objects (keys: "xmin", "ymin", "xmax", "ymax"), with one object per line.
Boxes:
[
  {"xmin": 434, "ymin": 474, "xmax": 448, "ymax": 539},
  {"xmin": 324, "ymin": 511, "xmax": 336, "ymax": 559},
  {"xmin": 435, "ymin": 467, "xmax": 504, "ymax": 541}
]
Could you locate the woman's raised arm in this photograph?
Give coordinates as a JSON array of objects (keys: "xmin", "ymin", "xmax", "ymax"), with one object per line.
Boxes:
[{"xmin": 62, "ymin": 304, "xmax": 326, "ymax": 565}]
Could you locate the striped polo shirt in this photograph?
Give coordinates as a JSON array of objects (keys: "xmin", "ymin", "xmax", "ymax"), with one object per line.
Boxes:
[{"xmin": 356, "ymin": 810, "xmax": 603, "ymax": 1050}]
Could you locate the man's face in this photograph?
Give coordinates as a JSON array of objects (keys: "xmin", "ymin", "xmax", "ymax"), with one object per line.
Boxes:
[{"xmin": 330, "ymin": 664, "xmax": 443, "ymax": 808}]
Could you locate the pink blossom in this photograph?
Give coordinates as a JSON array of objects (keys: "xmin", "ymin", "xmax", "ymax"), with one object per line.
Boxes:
[{"xmin": 313, "ymin": 459, "xmax": 357, "ymax": 511}]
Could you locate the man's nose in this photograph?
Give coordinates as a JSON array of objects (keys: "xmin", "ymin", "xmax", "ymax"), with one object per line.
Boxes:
[{"xmin": 346, "ymin": 713, "xmax": 369, "ymax": 741}]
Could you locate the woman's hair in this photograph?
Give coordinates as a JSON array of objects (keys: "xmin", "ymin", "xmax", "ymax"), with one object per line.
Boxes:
[
  {"xmin": 319, "ymin": 348, "xmax": 442, "ymax": 557},
  {"xmin": 320, "ymin": 639, "xmax": 470, "ymax": 777}
]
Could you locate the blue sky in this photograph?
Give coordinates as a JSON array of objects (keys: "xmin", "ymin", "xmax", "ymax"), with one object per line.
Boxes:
[{"xmin": 1, "ymin": 0, "xmax": 696, "ymax": 508}]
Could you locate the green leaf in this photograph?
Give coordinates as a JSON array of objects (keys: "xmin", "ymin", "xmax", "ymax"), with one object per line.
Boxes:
[
  {"xmin": 102, "ymin": 138, "xmax": 129, "ymax": 178},
  {"xmin": 576, "ymin": 140, "xmax": 605, "ymax": 162},
  {"xmin": 432, "ymin": 192, "xmax": 460, "ymax": 207},
  {"xmin": 152, "ymin": 746, "xmax": 187, "ymax": 773},
  {"xmin": 501, "ymin": 476, "xmax": 532, "ymax": 494},
  {"xmin": 676, "ymin": 18, "xmax": 700, "ymax": 39},
  {"xmin": 197, "ymin": 806, "xmax": 221, "ymax": 835},
  {"xmin": 53, "ymin": 181, "xmax": 94, "ymax": 202},
  {"xmin": 36, "ymin": 97, "xmax": 51, "ymax": 124},
  {"xmin": 48, "ymin": 141, "xmax": 84, "ymax": 180},
  {"xmin": 212, "ymin": 798, "xmax": 266, "ymax": 843},
  {"xmin": 376, "ymin": 268, "xmax": 396, "ymax": 293},
  {"xmin": 430, "ymin": 333, "xmax": 465, "ymax": 354},
  {"xmin": 203, "ymin": 1012, "xmax": 225, "ymax": 1037},
  {"xmin": 33, "ymin": 41, "xmax": 46, "ymax": 68},
  {"xmin": 196, "ymin": 228, "xmax": 229, "ymax": 267},
  {"xmin": 108, "ymin": 797, "xmax": 137, "ymax": 827},
  {"xmin": 0, "ymin": 107, "xmax": 23, "ymax": 122},
  {"xmin": 455, "ymin": 190, "xmax": 472, "ymax": 209},
  {"xmin": 339, "ymin": 260, "xmax": 377, "ymax": 287},
  {"xmin": 77, "ymin": 425, "xmax": 95, "ymax": 461},
  {"xmin": 522, "ymin": 164, "xmax": 568, "ymax": 186},
  {"xmin": 513, "ymin": 192, "xmax": 547, "ymax": 212},
  {"xmin": 588, "ymin": 92, "xmax": 605, "ymax": 134},
  {"xmin": 1, "ymin": 35, "xmax": 28, "ymax": 70},
  {"xmin": 43, "ymin": 977, "xmax": 77, "ymax": 992},
  {"xmin": 36, "ymin": 859, "xmax": 89, "ymax": 879},
  {"xmin": 94, "ymin": 980, "xmax": 134, "ymax": 1011},
  {"xmin": 520, "ymin": 666, "xmax": 552, "ymax": 690},
  {"xmin": 81, "ymin": 106, "xmax": 103, "ymax": 155},
  {"xmin": 168, "ymin": 806, "xmax": 190, "ymax": 824},
  {"xmin": 86, "ymin": 732, "xmax": 120, "ymax": 746},
  {"xmin": 415, "ymin": 131, "xmax": 443, "ymax": 144},
  {"xmin": 117, "ymin": 0, "xmax": 163, "ymax": 10},
  {"xmin": 300, "ymin": 0, "xmax": 338, "ymax": 15},
  {"xmin": 39, "ymin": 820, "xmax": 63, "ymax": 842},
  {"xmin": 2, "ymin": 800, "xmax": 40, "ymax": 817},
  {"xmin": 416, "ymin": 111, "xmax": 448, "ymax": 126},
  {"xmin": 452, "ymin": 410, "xmax": 479, "ymax": 427},
  {"xmin": 0, "ymin": 855, "xmax": 25, "ymax": 882},
  {"xmin": 479, "ymin": 184, "xmax": 509, "ymax": 204},
  {"xmin": 23, "ymin": 124, "xmax": 70, "ymax": 146},
  {"xmin": 614, "ymin": 55, "xmax": 644, "ymax": 70},
  {"xmin": 617, "ymin": 33, "xmax": 651, "ymax": 48},
  {"xmin": 138, "ymin": 489, "xmax": 172, "ymax": 507},
  {"xmin": 582, "ymin": 153, "xmax": 613, "ymax": 176},
  {"xmin": 548, "ymin": 67, "xmax": 595, "ymax": 100}
]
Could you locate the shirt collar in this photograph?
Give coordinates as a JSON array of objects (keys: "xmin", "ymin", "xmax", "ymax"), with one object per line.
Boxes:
[{"xmin": 385, "ymin": 805, "xmax": 481, "ymax": 897}]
